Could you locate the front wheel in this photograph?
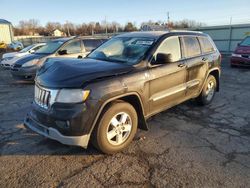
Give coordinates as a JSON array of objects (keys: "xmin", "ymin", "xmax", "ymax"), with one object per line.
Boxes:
[
  {"xmin": 196, "ymin": 75, "xmax": 217, "ymax": 105},
  {"xmin": 92, "ymin": 101, "xmax": 138, "ymax": 154}
]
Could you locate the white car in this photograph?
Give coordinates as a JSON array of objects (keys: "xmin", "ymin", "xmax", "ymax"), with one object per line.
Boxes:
[
  {"xmin": 0, "ymin": 43, "xmax": 46, "ymax": 69},
  {"xmin": 8, "ymin": 41, "xmax": 24, "ymax": 50}
]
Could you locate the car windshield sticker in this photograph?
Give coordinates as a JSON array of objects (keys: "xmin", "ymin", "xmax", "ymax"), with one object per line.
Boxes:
[{"xmin": 134, "ymin": 40, "xmax": 154, "ymax": 46}]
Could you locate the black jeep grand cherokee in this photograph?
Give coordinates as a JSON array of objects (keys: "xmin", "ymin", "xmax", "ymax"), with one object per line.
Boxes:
[{"xmin": 25, "ymin": 31, "xmax": 221, "ymax": 154}]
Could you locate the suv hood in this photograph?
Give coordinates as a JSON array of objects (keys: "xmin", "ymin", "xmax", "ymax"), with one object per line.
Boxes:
[
  {"xmin": 36, "ymin": 58, "xmax": 134, "ymax": 88},
  {"xmin": 235, "ymin": 45, "xmax": 250, "ymax": 54}
]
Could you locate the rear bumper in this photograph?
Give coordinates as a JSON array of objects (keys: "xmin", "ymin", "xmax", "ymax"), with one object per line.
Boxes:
[
  {"xmin": 231, "ymin": 56, "xmax": 250, "ymax": 67},
  {"xmin": 24, "ymin": 112, "xmax": 90, "ymax": 148}
]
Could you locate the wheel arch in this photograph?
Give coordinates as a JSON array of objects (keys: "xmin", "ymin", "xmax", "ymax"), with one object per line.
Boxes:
[
  {"xmin": 90, "ymin": 92, "xmax": 148, "ymax": 135},
  {"xmin": 208, "ymin": 68, "xmax": 220, "ymax": 92}
]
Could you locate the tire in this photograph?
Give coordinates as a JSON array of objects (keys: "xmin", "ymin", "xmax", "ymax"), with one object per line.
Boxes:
[
  {"xmin": 196, "ymin": 75, "xmax": 217, "ymax": 106},
  {"xmin": 92, "ymin": 101, "xmax": 138, "ymax": 154}
]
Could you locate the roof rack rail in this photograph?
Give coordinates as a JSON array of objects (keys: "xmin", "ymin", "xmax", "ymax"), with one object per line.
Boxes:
[{"xmin": 170, "ymin": 30, "xmax": 203, "ymax": 34}]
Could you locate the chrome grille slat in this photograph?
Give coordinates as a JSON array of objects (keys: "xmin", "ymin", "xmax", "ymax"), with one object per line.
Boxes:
[{"xmin": 34, "ymin": 85, "xmax": 51, "ymax": 109}]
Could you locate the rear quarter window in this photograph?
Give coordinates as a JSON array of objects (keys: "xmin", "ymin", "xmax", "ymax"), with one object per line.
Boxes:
[
  {"xmin": 182, "ymin": 36, "xmax": 201, "ymax": 58},
  {"xmin": 198, "ymin": 37, "xmax": 215, "ymax": 53}
]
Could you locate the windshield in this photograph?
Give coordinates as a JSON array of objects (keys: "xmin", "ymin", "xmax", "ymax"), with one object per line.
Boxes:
[
  {"xmin": 88, "ymin": 37, "xmax": 155, "ymax": 65},
  {"xmin": 240, "ymin": 37, "xmax": 250, "ymax": 46},
  {"xmin": 35, "ymin": 41, "xmax": 64, "ymax": 54},
  {"xmin": 20, "ymin": 44, "xmax": 35, "ymax": 53}
]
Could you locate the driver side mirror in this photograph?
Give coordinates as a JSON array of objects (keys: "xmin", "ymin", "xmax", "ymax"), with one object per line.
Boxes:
[
  {"xmin": 58, "ymin": 49, "xmax": 67, "ymax": 55},
  {"xmin": 29, "ymin": 49, "xmax": 35, "ymax": 53},
  {"xmin": 152, "ymin": 53, "xmax": 172, "ymax": 65}
]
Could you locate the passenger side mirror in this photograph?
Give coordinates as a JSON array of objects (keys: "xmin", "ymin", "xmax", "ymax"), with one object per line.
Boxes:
[
  {"xmin": 29, "ymin": 49, "xmax": 35, "ymax": 53},
  {"xmin": 152, "ymin": 53, "xmax": 172, "ymax": 65},
  {"xmin": 58, "ymin": 49, "xmax": 67, "ymax": 55}
]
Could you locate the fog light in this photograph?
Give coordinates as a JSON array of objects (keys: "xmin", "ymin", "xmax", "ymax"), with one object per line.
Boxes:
[{"xmin": 56, "ymin": 121, "xmax": 70, "ymax": 129}]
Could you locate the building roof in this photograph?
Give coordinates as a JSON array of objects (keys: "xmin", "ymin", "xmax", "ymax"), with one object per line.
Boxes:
[{"xmin": 0, "ymin": 19, "xmax": 11, "ymax": 24}]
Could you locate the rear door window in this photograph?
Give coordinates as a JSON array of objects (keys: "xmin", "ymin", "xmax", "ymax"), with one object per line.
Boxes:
[
  {"xmin": 83, "ymin": 39, "xmax": 103, "ymax": 51},
  {"xmin": 198, "ymin": 37, "xmax": 215, "ymax": 53},
  {"xmin": 182, "ymin": 36, "xmax": 201, "ymax": 58}
]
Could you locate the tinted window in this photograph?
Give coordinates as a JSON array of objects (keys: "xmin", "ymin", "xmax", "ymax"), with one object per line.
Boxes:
[
  {"xmin": 83, "ymin": 39, "xmax": 103, "ymax": 51},
  {"xmin": 183, "ymin": 37, "xmax": 201, "ymax": 58},
  {"xmin": 240, "ymin": 36, "xmax": 250, "ymax": 46},
  {"xmin": 32, "ymin": 45, "xmax": 44, "ymax": 51},
  {"xmin": 155, "ymin": 36, "xmax": 181, "ymax": 62},
  {"xmin": 35, "ymin": 41, "xmax": 64, "ymax": 54},
  {"xmin": 61, "ymin": 41, "xmax": 81, "ymax": 54},
  {"xmin": 20, "ymin": 44, "xmax": 36, "ymax": 53},
  {"xmin": 198, "ymin": 37, "xmax": 215, "ymax": 53}
]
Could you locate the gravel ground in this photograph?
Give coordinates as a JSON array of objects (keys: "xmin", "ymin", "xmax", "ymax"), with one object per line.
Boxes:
[{"xmin": 0, "ymin": 58, "xmax": 250, "ymax": 188}]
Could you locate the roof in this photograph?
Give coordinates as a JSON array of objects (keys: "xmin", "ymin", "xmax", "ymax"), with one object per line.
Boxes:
[
  {"xmin": 116, "ymin": 31, "xmax": 169, "ymax": 39},
  {"xmin": 51, "ymin": 37, "xmax": 72, "ymax": 42},
  {"xmin": 0, "ymin": 19, "xmax": 11, "ymax": 24},
  {"xmin": 115, "ymin": 30, "xmax": 205, "ymax": 39}
]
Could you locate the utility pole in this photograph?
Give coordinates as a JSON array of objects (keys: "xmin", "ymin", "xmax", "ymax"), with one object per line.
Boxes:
[
  {"xmin": 105, "ymin": 16, "xmax": 108, "ymax": 36},
  {"xmin": 229, "ymin": 16, "xmax": 233, "ymax": 53},
  {"xmin": 66, "ymin": 21, "xmax": 71, "ymax": 36},
  {"xmin": 167, "ymin": 11, "xmax": 170, "ymax": 26}
]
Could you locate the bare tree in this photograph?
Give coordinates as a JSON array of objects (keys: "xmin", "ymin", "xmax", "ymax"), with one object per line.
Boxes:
[
  {"xmin": 17, "ymin": 19, "xmax": 40, "ymax": 35},
  {"xmin": 124, "ymin": 22, "xmax": 137, "ymax": 32}
]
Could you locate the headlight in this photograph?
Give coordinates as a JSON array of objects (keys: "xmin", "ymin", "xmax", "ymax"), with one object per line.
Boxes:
[
  {"xmin": 3, "ymin": 57, "xmax": 14, "ymax": 61},
  {"xmin": 22, "ymin": 59, "xmax": 39, "ymax": 67},
  {"xmin": 232, "ymin": 53, "xmax": 241, "ymax": 57},
  {"xmin": 56, "ymin": 89, "xmax": 90, "ymax": 103}
]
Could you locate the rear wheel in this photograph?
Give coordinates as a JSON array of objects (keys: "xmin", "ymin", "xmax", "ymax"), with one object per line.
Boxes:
[
  {"xmin": 196, "ymin": 75, "xmax": 217, "ymax": 105},
  {"xmin": 92, "ymin": 101, "xmax": 138, "ymax": 154}
]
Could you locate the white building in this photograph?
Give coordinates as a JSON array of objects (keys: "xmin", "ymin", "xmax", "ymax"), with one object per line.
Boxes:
[
  {"xmin": 53, "ymin": 29, "xmax": 65, "ymax": 37},
  {"xmin": 0, "ymin": 19, "xmax": 13, "ymax": 44}
]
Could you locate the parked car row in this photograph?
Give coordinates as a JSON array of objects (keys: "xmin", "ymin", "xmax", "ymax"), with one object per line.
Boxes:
[
  {"xmin": 1, "ymin": 43, "xmax": 46, "ymax": 69},
  {"xmin": 0, "ymin": 37, "xmax": 107, "ymax": 81}
]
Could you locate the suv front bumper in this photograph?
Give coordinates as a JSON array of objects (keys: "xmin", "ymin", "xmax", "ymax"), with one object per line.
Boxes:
[
  {"xmin": 24, "ymin": 113, "xmax": 90, "ymax": 148},
  {"xmin": 231, "ymin": 56, "xmax": 250, "ymax": 67},
  {"xmin": 24, "ymin": 100, "xmax": 100, "ymax": 148}
]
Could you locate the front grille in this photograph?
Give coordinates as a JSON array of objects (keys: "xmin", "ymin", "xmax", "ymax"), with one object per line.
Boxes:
[
  {"xmin": 242, "ymin": 55, "xmax": 250, "ymax": 59},
  {"xmin": 13, "ymin": 64, "xmax": 22, "ymax": 68},
  {"xmin": 35, "ymin": 85, "xmax": 51, "ymax": 109}
]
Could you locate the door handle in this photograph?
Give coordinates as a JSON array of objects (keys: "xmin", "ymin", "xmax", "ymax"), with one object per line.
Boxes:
[
  {"xmin": 202, "ymin": 57, "xmax": 208, "ymax": 61},
  {"xmin": 178, "ymin": 63, "xmax": 186, "ymax": 68}
]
